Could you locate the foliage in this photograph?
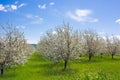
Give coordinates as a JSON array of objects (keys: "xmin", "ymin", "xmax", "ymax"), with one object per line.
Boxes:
[
  {"xmin": 106, "ymin": 35, "xmax": 120, "ymax": 59},
  {"xmin": 82, "ymin": 29, "xmax": 101, "ymax": 61},
  {"xmin": 37, "ymin": 23, "xmax": 82, "ymax": 70},
  {"xmin": 0, "ymin": 23, "xmax": 35, "ymax": 68}
]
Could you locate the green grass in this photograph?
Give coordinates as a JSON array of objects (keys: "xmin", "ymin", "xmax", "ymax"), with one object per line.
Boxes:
[{"xmin": 0, "ymin": 52, "xmax": 120, "ymax": 80}]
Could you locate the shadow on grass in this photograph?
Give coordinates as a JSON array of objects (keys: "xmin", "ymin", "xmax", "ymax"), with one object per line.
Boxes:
[
  {"xmin": 0, "ymin": 73, "xmax": 17, "ymax": 79},
  {"xmin": 31, "ymin": 60, "xmax": 79, "ymax": 77},
  {"xmin": 29, "ymin": 60, "xmax": 63, "ymax": 69},
  {"xmin": 42, "ymin": 68, "xmax": 78, "ymax": 76},
  {"xmin": 72, "ymin": 55, "xmax": 120, "ymax": 64},
  {"xmin": 111, "ymin": 58, "xmax": 120, "ymax": 61},
  {"xmin": 72, "ymin": 59, "xmax": 103, "ymax": 64}
]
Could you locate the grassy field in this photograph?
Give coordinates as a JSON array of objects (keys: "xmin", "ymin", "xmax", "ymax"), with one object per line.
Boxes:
[{"xmin": 0, "ymin": 52, "xmax": 120, "ymax": 80}]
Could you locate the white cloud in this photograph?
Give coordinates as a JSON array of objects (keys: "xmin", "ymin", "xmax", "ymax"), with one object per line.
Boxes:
[
  {"xmin": 38, "ymin": 4, "xmax": 46, "ymax": 9},
  {"xmin": 0, "ymin": 4, "xmax": 5, "ymax": 10},
  {"xmin": 0, "ymin": 3, "xmax": 26, "ymax": 12},
  {"xmin": 18, "ymin": 3, "xmax": 26, "ymax": 8},
  {"xmin": 115, "ymin": 19, "xmax": 120, "ymax": 24},
  {"xmin": 15, "ymin": 1, "xmax": 18, "ymax": 4},
  {"xmin": 26, "ymin": 14, "xmax": 43, "ymax": 24},
  {"xmin": 49, "ymin": 2, "xmax": 55, "ymax": 6},
  {"xmin": 40, "ymin": 32, "xmax": 43, "ymax": 35},
  {"xmin": 26, "ymin": 14, "xmax": 32, "ymax": 18},
  {"xmin": 0, "ymin": 4, "xmax": 7, "ymax": 12},
  {"xmin": 16, "ymin": 25, "xmax": 26, "ymax": 29},
  {"xmin": 11, "ymin": 5, "xmax": 17, "ymax": 10},
  {"xmin": 66, "ymin": 9, "xmax": 98, "ymax": 23},
  {"xmin": 76, "ymin": 9, "xmax": 92, "ymax": 17}
]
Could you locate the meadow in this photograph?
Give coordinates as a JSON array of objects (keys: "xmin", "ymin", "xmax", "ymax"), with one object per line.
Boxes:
[{"xmin": 0, "ymin": 52, "xmax": 120, "ymax": 80}]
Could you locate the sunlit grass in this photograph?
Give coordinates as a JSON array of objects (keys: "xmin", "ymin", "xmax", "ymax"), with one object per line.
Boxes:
[{"xmin": 0, "ymin": 52, "xmax": 120, "ymax": 80}]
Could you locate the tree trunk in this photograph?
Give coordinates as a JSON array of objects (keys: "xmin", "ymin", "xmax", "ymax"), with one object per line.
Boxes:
[
  {"xmin": 1, "ymin": 68, "xmax": 4, "ymax": 75},
  {"xmin": 63, "ymin": 60, "xmax": 68, "ymax": 70},
  {"xmin": 0, "ymin": 63, "xmax": 4, "ymax": 75},
  {"xmin": 100, "ymin": 53, "xmax": 103, "ymax": 58},
  {"xmin": 89, "ymin": 53, "xmax": 92, "ymax": 61},
  {"xmin": 79, "ymin": 54, "xmax": 82, "ymax": 57},
  {"xmin": 112, "ymin": 54, "xmax": 114, "ymax": 59}
]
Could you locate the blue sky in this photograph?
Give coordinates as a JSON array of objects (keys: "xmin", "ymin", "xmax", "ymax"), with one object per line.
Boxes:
[{"xmin": 0, "ymin": 0, "xmax": 120, "ymax": 44}]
